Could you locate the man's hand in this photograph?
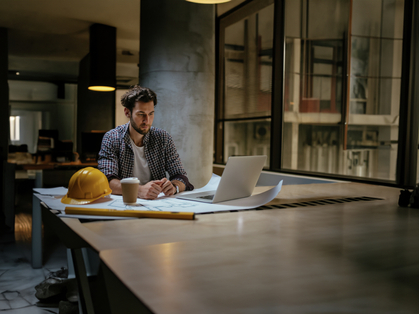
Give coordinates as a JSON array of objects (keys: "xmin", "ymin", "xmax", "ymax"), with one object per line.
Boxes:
[
  {"xmin": 138, "ymin": 181, "xmax": 163, "ymax": 200},
  {"xmin": 159, "ymin": 178, "xmax": 176, "ymax": 196}
]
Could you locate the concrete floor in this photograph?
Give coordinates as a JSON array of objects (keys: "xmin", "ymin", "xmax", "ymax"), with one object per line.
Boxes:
[{"xmin": 0, "ymin": 179, "xmax": 68, "ymax": 313}]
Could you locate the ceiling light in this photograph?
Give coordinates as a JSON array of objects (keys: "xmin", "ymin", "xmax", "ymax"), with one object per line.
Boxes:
[
  {"xmin": 88, "ymin": 86, "xmax": 116, "ymax": 92},
  {"xmin": 88, "ymin": 24, "xmax": 116, "ymax": 92},
  {"xmin": 186, "ymin": 0, "xmax": 231, "ymax": 3}
]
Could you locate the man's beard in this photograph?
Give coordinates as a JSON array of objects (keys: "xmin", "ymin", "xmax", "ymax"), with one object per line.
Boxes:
[{"xmin": 131, "ymin": 118, "xmax": 150, "ymax": 135}]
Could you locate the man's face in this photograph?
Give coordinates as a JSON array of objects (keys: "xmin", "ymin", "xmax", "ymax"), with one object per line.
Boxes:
[{"xmin": 126, "ymin": 101, "xmax": 155, "ymax": 136}]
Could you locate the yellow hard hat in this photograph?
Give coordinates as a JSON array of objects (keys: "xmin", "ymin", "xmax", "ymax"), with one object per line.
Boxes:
[{"xmin": 61, "ymin": 167, "xmax": 112, "ymax": 205}]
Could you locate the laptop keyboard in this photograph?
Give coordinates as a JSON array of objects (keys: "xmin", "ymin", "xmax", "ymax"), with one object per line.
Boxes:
[{"xmin": 198, "ymin": 195, "xmax": 214, "ymax": 200}]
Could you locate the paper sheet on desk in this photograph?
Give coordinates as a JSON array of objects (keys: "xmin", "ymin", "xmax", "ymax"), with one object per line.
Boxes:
[
  {"xmin": 34, "ymin": 194, "xmax": 134, "ymax": 220},
  {"xmin": 192, "ymin": 173, "xmax": 221, "ymax": 192},
  {"xmin": 34, "ymin": 174, "xmax": 283, "ymax": 216},
  {"xmin": 139, "ymin": 180, "xmax": 283, "ymax": 214},
  {"xmin": 34, "ymin": 187, "xmax": 68, "ymax": 196},
  {"xmin": 34, "ymin": 174, "xmax": 222, "ymax": 214},
  {"xmin": 154, "ymin": 173, "xmax": 221, "ymax": 198}
]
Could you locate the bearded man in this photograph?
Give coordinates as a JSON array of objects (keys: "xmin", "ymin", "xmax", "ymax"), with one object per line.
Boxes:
[{"xmin": 98, "ymin": 85, "xmax": 194, "ymax": 200}]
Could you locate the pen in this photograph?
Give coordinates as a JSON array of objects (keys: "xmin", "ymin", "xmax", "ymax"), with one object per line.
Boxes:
[{"xmin": 64, "ymin": 207, "xmax": 195, "ymax": 220}]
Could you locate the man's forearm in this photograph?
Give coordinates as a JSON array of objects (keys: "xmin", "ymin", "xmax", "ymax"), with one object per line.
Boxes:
[
  {"xmin": 109, "ymin": 178, "xmax": 123, "ymax": 195},
  {"xmin": 170, "ymin": 174, "xmax": 194, "ymax": 191},
  {"xmin": 171, "ymin": 179, "xmax": 186, "ymax": 193}
]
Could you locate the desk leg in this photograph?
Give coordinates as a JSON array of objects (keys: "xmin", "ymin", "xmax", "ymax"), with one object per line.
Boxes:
[
  {"xmin": 101, "ymin": 261, "xmax": 153, "ymax": 314},
  {"xmin": 31, "ymin": 193, "xmax": 42, "ymax": 269},
  {"xmin": 72, "ymin": 248, "xmax": 96, "ymax": 314},
  {"xmin": 34, "ymin": 169, "xmax": 43, "ymax": 189}
]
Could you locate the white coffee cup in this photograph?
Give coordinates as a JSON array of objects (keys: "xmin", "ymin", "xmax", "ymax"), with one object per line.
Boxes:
[{"xmin": 121, "ymin": 177, "xmax": 140, "ymax": 205}]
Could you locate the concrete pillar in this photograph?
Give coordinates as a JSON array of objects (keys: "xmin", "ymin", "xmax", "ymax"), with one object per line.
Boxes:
[
  {"xmin": 0, "ymin": 28, "xmax": 15, "ymax": 238},
  {"xmin": 0, "ymin": 28, "xmax": 8, "ymax": 162},
  {"xmin": 139, "ymin": 0, "xmax": 215, "ymax": 188}
]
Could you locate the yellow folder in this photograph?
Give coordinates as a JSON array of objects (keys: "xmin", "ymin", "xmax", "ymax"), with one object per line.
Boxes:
[{"xmin": 65, "ymin": 207, "xmax": 195, "ymax": 220}]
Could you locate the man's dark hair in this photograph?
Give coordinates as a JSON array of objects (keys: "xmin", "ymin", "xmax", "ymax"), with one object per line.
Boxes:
[{"xmin": 121, "ymin": 85, "xmax": 157, "ymax": 112}]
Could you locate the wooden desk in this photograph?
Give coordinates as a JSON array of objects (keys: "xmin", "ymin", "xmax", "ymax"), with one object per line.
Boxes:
[
  {"xmin": 95, "ymin": 183, "xmax": 419, "ymax": 314},
  {"xmin": 31, "ymin": 162, "xmax": 98, "ymax": 268},
  {"xmin": 41, "ymin": 182, "xmax": 419, "ymax": 314},
  {"xmin": 59, "ymin": 182, "xmax": 398, "ymax": 251}
]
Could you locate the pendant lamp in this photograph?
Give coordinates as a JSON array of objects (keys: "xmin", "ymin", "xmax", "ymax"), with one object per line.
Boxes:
[
  {"xmin": 88, "ymin": 24, "xmax": 116, "ymax": 92},
  {"xmin": 186, "ymin": 0, "xmax": 231, "ymax": 3}
]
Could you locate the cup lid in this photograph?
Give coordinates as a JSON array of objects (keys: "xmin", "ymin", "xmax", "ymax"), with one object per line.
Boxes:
[{"xmin": 121, "ymin": 177, "xmax": 140, "ymax": 184}]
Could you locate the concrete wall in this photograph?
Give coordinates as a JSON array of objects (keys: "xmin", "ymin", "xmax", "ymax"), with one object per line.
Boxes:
[
  {"xmin": 139, "ymin": 0, "xmax": 215, "ymax": 188},
  {"xmin": 9, "ymin": 81, "xmax": 77, "ymax": 153}
]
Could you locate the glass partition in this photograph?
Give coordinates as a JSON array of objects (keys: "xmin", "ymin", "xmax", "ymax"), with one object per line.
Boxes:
[
  {"xmin": 224, "ymin": 119, "xmax": 271, "ymax": 167},
  {"xmin": 283, "ymin": 0, "xmax": 348, "ymax": 173},
  {"xmin": 347, "ymin": 0, "xmax": 404, "ymax": 180},
  {"xmin": 218, "ymin": 0, "xmax": 274, "ymax": 166},
  {"xmin": 282, "ymin": 0, "xmax": 404, "ymax": 180},
  {"xmin": 216, "ymin": 0, "xmax": 410, "ymax": 184}
]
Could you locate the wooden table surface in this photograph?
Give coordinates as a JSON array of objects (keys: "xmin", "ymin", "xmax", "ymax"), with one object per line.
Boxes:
[
  {"xmin": 61, "ymin": 182, "xmax": 399, "ymax": 252},
  {"xmin": 58, "ymin": 182, "xmax": 419, "ymax": 313}
]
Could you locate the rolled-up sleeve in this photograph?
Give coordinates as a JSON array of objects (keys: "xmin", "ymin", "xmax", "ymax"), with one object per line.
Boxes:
[
  {"xmin": 144, "ymin": 128, "xmax": 194, "ymax": 191},
  {"xmin": 164, "ymin": 134, "xmax": 194, "ymax": 191}
]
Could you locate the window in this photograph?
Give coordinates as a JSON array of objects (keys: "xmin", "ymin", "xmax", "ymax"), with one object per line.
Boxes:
[
  {"xmin": 283, "ymin": 0, "xmax": 404, "ymax": 181},
  {"xmin": 347, "ymin": 0, "xmax": 404, "ymax": 180},
  {"xmin": 10, "ymin": 116, "xmax": 20, "ymax": 141},
  {"xmin": 216, "ymin": 0, "xmax": 274, "ymax": 168},
  {"xmin": 216, "ymin": 0, "xmax": 416, "ymax": 186}
]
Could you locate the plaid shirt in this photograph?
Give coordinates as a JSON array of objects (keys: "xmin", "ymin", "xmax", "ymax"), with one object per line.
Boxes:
[{"xmin": 98, "ymin": 122, "xmax": 194, "ymax": 190}]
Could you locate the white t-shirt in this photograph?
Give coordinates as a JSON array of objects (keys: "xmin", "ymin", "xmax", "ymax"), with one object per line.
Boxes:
[{"xmin": 130, "ymin": 137, "xmax": 152, "ymax": 185}]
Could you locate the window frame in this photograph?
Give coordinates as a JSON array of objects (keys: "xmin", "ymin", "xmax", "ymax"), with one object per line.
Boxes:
[
  {"xmin": 216, "ymin": 0, "xmax": 277, "ymax": 164},
  {"xmin": 215, "ymin": 0, "xmax": 419, "ymax": 188}
]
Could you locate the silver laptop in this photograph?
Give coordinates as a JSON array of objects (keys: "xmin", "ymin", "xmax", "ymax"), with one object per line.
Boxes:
[{"xmin": 176, "ymin": 155, "xmax": 267, "ymax": 204}]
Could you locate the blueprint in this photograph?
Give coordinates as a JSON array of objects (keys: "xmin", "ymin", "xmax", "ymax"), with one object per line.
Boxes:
[{"xmin": 35, "ymin": 174, "xmax": 283, "ymax": 218}]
